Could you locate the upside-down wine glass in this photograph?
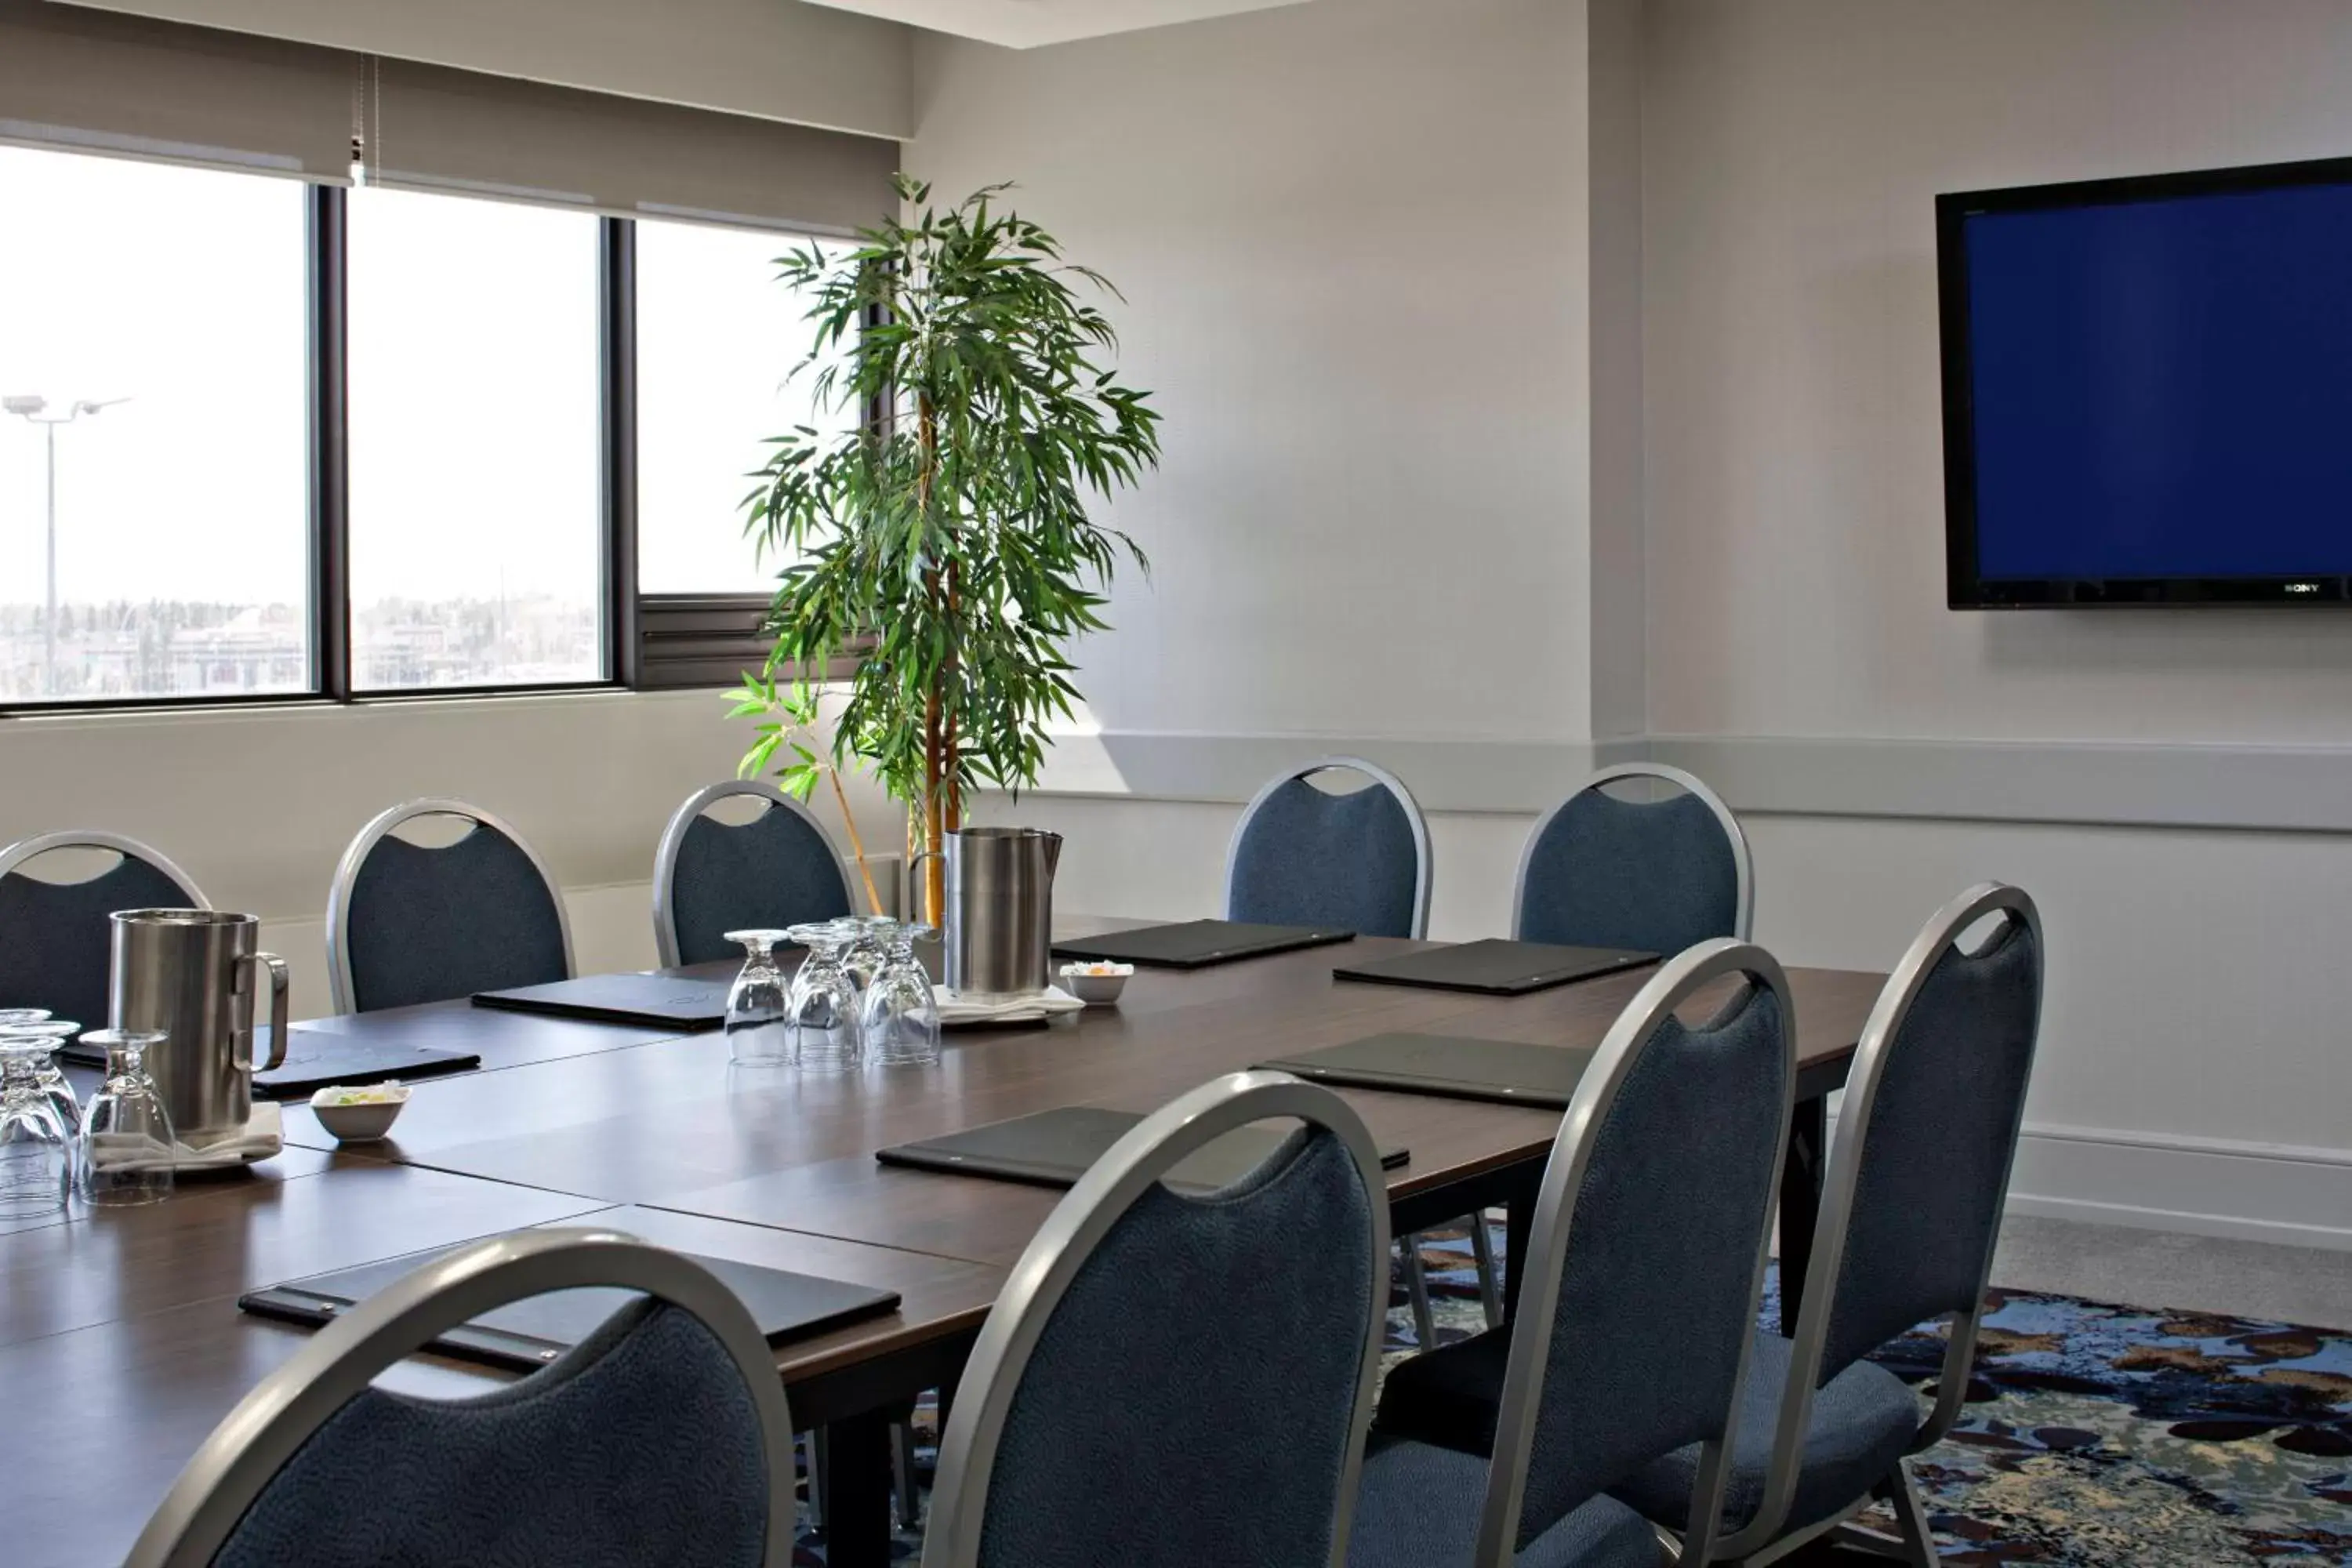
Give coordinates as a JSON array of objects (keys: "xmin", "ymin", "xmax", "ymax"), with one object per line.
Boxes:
[
  {"xmin": 722, "ymin": 930, "xmax": 793, "ymax": 1069},
  {"xmin": 784, "ymin": 920, "xmax": 864, "ymax": 1074},
  {"xmin": 0, "ymin": 1019, "xmax": 82, "ymax": 1140},
  {"xmin": 0, "ymin": 1036, "xmax": 71, "ymax": 1220},
  {"xmin": 841, "ymin": 915, "xmax": 895, "ymax": 992},
  {"xmin": 860, "ymin": 922, "xmax": 941, "ymax": 1070},
  {"xmin": 74, "ymin": 1029, "xmax": 176, "ymax": 1207}
]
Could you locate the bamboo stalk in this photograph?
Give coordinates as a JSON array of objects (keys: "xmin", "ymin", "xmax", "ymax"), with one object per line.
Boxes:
[{"xmin": 824, "ymin": 766, "xmax": 887, "ymax": 916}]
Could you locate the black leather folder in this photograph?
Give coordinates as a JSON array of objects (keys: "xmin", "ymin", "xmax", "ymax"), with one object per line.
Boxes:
[
  {"xmin": 471, "ymin": 973, "xmax": 734, "ymax": 1030},
  {"xmin": 878, "ymin": 1105, "xmax": 1407, "ymax": 1194},
  {"xmin": 240, "ymin": 1244, "xmax": 900, "ymax": 1374},
  {"xmin": 1333, "ymin": 938, "xmax": 1657, "ymax": 996},
  {"xmin": 1259, "ymin": 1032, "xmax": 1600, "ymax": 1110},
  {"xmin": 1051, "ymin": 920, "xmax": 1355, "ymax": 969}
]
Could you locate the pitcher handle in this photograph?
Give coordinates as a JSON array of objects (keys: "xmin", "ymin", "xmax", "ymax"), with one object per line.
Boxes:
[
  {"xmin": 906, "ymin": 848, "xmax": 945, "ymax": 924},
  {"xmin": 238, "ymin": 951, "xmax": 292, "ymax": 1073}
]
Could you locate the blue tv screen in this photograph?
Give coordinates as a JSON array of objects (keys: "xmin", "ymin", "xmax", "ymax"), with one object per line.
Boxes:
[{"xmin": 1939, "ymin": 158, "xmax": 2352, "ymax": 605}]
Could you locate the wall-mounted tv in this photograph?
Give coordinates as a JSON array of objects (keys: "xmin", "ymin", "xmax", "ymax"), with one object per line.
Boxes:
[{"xmin": 1939, "ymin": 155, "xmax": 2352, "ymax": 607}]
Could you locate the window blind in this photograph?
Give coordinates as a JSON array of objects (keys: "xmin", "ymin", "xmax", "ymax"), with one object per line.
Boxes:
[
  {"xmin": 0, "ymin": 0, "xmax": 352, "ymax": 179},
  {"xmin": 362, "ymin": 56, "xmax": 898, "ymax": 234},
  {"xmin": 2, "ymin": 2, "xmax": 899, "ymax": 233}
]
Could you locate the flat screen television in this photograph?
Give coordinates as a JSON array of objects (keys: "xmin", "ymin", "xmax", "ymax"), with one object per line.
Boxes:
[{"xmin": 1939, "ymin": 155, "xmax": 2352, "ymax": 606}]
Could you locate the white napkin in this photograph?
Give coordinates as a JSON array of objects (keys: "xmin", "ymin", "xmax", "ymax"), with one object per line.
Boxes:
[
  {"xmin": 89, "ymin": 1102, "xmax": 285, "ymax": 1173},
  {"xmin": 935, "ymin": 985, "xmax": 1087, "ymax": 1027}
]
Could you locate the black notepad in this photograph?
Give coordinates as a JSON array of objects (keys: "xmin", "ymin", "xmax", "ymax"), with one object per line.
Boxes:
[
  {"xmin": 252, "ymin": 1035, "xmax": 481, "ymax": 1100},
  {"xmin": 1333, "ymin": 938, "xmax": 1657, "ymax": 996},
  {"xmin": 240, "ymin": 1244, "xmax": 900, "ymax": 1374},
  {"xmin": 58, "ymin": 1029, "xmax": 480, "ymax": 1099},
  {"xmin": 878, "ymin": 1105, "xmax": 1409, "ymax": 1195},
  {"xmin": 1259, "ymin": 1033, "xmax": 1600, "ymax": 1110},
  {"xmin": 472, "ymin": 973, "xmax": 734, "ymax": 1030},
  {"xmin": 1051, "ymin": 920, "xmax": 1356, "ymax": 970}
]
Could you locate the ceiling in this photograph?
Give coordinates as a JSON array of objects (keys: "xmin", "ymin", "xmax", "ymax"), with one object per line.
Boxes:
[{"xmin": 798, "ymin": 0, "xmax": 1312, "ymax": 49}]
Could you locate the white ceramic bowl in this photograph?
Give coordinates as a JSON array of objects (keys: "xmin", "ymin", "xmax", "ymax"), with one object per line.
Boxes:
[
  {"xmin": 1058, "ymin": 963, "xmax": 1134, "ymax": 1007},
  {"xmin": 308, "ymin": 1083, "xmax": 411, "ymax": 1143}
]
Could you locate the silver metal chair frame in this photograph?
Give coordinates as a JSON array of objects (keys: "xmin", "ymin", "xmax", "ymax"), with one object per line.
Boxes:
[
  {"xmin": 0, "ymin": 829, "xmax": 210, "ymax": 909},
  {"xmin": 123, "ymin": 1228, "xmax": 799, "ymax": 1568},
  {"xmin": 922, "ymin": 1071, "xmax": 1395, "ymax": 1568},
  {"xmin": 1474, "ymin": 938, "xmax": 1796, "ymax": 1568},
  {"xmin": 651, "ymin": 779, "xmax": 859, "ymax": 967},
  {"xmin": 1509, "ymin": 762, "xmax": 1755, "ymax": 943},
  {"xmin": 1708, "ymin": 883, "xmax": 2042, "ymax": 1568},
  {"xmin": 1222, "ymin": 755, "xmax": 1434, "ymax": 941},
  {"xmin": 325, "ymin": 797, "xmax": 575, "ymax": 1015}
]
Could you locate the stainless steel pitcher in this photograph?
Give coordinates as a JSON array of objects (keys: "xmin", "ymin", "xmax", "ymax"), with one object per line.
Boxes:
[
  {"xmin": 108, "ymin": 909, "xmax": 289, "ymax": 1149},
  {"xmin": 937, "ymin": 828, "xmax": 1062, "ymax": 1000}
]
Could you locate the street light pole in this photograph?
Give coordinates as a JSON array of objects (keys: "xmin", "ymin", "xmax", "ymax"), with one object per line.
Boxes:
[
  {"xmin": 42, "ymin": 419, "xmax": 56, "ymax": 692},
  {"xmin": 5, "ymin": 394, "xmax": 129, "ymax": 695}
]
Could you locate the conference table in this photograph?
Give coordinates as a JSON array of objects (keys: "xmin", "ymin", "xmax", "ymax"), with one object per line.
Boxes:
[{"xmin": 0, "ymin": 920, "xmax": 1882, "ymax": 1568}]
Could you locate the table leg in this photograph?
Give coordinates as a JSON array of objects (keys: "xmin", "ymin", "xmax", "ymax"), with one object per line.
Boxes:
[
  {"xmin": 816, "ymin": 1408, "xmax": 897, "ymax": 1568},
  {"xmin": 1778, "ymin": 1093, "xmax": 1830, "ymax": 1336}
]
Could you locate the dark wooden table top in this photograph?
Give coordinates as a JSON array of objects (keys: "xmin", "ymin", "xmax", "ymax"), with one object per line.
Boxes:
[{"xmin": 0, "ymin": 920, "xmax": 1886, "ymax": 1568}]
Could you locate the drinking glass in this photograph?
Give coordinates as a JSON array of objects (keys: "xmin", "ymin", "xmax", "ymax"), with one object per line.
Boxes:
[
  {"xmin": 860, "ymin": 922, "xmax": 941, "ymax": 1070},
  {"xmin": 840, "ymin": 915, "xmax": 895, "ymax": 991},
  {"xmin": 0, "ymin": 1038, "xmax": 71, "ymax": 1220},
  {"xmin": 784, "ymin": 920, "xmax": 864, "ymax": 1074},
  {"xmin": 722, "ymin": 930, "xmax": 793, "ymax": 1069},
  {"xmin": 75, "ymin": 1030, "xmax": 175, "ymax": 1207},
  {"xmin": 0, "ymin": 1020, "xmax": 82, "ymax": 1139}
]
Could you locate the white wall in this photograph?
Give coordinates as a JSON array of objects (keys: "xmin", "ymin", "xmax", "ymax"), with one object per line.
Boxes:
[
  {"xmin": 0, "ymin": 691, "xmax": 900, "ymax": 1018},
  {"xmin": 908, "ymin": 0, "xmax": 1611, "ymax": 745},
  {"xmin": 1642, "ymin": 0, "xmax": 2352, "ymax": 746},
  {"xmin": 1639, "ymin": 0, "xmax": 2352, "ymax": 1245},
  {"xmin": 935, "ymin": 0, "xmax": 2352, "ymax": 1250}
]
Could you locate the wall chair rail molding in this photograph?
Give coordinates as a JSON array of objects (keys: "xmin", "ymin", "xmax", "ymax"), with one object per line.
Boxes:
[{"xmin": 1018, "ymin": 728, "xmax": 2352, "ymax": 833}]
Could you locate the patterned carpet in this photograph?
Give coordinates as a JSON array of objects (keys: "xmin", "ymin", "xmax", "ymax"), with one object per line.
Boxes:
[{"xmin": 793, "ymin": 1221, "xmax": 2352, "ymax": 1565}]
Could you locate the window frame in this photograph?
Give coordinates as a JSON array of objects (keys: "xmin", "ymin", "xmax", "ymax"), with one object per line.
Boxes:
[{"xmin": 0, "ymin": 169, "xmax": 847, "ymax": 717}]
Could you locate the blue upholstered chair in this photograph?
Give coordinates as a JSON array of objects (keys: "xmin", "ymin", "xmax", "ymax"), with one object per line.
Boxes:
[
  {"xmin": 0, "ymin": 830, "xmax": 209, "ymax": 1028},
  {"xmin": 326, "ymin": 798, "xmax": 572, "ymax": 1014},
  {"xmin": 1225, "ymin": 757, "xmax": 1432, "ymax": 941},
  {"xmin": 123, "ymin": 1229, "xmax": 797, "ymax": 1568},
  {"xmin": 1512, "ymin": 764, "xmax": 1751, "ymax": 952},
  {"xmin": 1225, "ymin": 758, "xmax": 1468, "ymax": 1337},
  {"xmin": 1351, "ymin": 939, "xmax": 1796, "ymax": 1568},
  {"xmin": 1610, "ymin": 884, "xmax": 2043, "ymax": 1567},
  {"xmin": 923, "ymin": 1072, "xmax": 1392, "ymax": 1568},
  {"xmin": 652, "ymin": 780, "xmax": 857, "ymax": 967}
]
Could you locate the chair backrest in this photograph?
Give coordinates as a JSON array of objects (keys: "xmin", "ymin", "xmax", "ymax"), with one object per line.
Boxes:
[
  {"xmin": 327, "ymin": 798, "xmax": 572, "ymax": 1014},
  {"xmin": 652, "ymin": 780, "xmax": 856, "ymax": 967},
  {"xmin": 125, "ymin": 1229, "xmax": 797, "ymax": 1568},
  {"xmin": 1512, "ymin": 763, "xmax": 1752, "ymax": 952},
  {"xmin": 1477, "ymin": 939, "xmax": 1795, "ymax": 1568},
  {"xmin": 924, "ymin": 1072, "xmax": 1392, "ymax": 1568},
  {"xmin": 0, "ymin": 830, "xmax": 209, "ymax": 1027},
  {"xmin": 1224, "ymin": 757, "xmax": 1432, "ymax": 940},
  {"xmin": 1732, "ymin": 883, "xmax": 2042, "ymax": 1557}
]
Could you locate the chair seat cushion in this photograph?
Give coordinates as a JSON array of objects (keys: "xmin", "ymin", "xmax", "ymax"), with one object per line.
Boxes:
[
  {"xmin": 1610, "ymin": 1331, "xmax": 1923, "ymax": 1537},
  {"xmin": 1373, "ymin": 1324, "xmax": 1514, "ymax": 1455},
  {"xmin": 1347, "ymin": 1439, "xmax": 1660, "ymax": 1568}
]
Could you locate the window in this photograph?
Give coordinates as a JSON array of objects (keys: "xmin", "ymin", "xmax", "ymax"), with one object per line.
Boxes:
[
  {"xmin": 346, "ymin": 186, "xmax": 604, "ymax": 691},
  {"xmin": 0, "ymin": 146, "xmax": 310, "ymax": 705},
  {"xmin": 0, "ymin": 154, "xmax": 870, "ymax": 713},
  {"xmin": 635, "ymin": 220, "xmax": 855, "ymax": 595}
]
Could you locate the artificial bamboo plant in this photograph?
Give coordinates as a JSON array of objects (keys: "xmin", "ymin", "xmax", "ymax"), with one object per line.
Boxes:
[{"xmin": 735, "ymin": 176, "xmax": 1162, "ymax": 924}]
